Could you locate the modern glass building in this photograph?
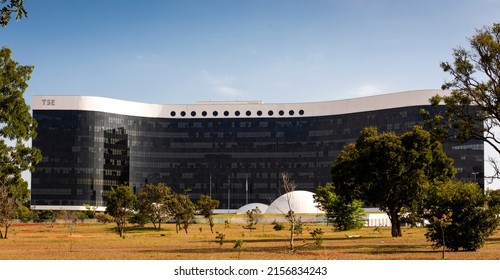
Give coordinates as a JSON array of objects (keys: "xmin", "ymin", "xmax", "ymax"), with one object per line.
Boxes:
[{"xmin": 30, "ymin": 90, "xmax": 484, "ymax": 210}]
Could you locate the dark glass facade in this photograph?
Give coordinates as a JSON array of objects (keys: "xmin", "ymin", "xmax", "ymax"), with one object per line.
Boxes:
[{"xmin": 31, "ymin": 105, "xmax": 484, "ymax": 209}]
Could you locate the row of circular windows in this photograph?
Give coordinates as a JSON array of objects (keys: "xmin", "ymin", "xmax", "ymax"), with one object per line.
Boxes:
[{"xmin": 170, "ymin": 109, "xmax": 305, "ymax": 117}]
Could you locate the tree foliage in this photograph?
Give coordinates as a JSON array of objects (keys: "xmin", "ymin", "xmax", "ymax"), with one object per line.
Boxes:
[
  {"xmin": 314, "ymin": 183, "xmax": 365, "ymax": 231},
  {"xmin": 168, "ymin": 193, "xmax": 195, "ymax": 234},
  {"xmin": 0, "ymin": 46, "xmax": 41, "ymax": 239},
  {"xmin": 424, "ymin": 180, "xmax": 499, "ymax": 251},
  {"xmin": 136, "ymin": 183, "xmax": 172, "ymax": 230},
  {"xmin": 105, "ymin": 185, "xmax": 136, "ymax": 238},
  {"xmin": 244, "ymin": 206, "xmax": 262, "ymax": 232},
  {"xmin": 332, "ymin": 126, "xmax": 455, "ymax": 237},
  {"xmin": 1, "ymin": 0, "xmax": 27, "ymax": 27},
  {"xmin": 196, "ymin": 195, "xmax": 219, "ymax": 233},
  {"xmin": 420, "ymin": 23, "xmax": 500, "ymax": 178},
  {"xmin": 487, "ymin": 189, "xmax": 500, "ymax": 213}
]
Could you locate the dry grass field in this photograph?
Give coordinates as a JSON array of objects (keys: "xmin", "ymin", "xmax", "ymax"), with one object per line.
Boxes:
[{"xmin": 1, "ymin": 218, "xmax": 500, "ymax": 260}]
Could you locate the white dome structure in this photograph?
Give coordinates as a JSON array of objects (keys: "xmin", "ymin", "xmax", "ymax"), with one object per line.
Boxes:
[
  {"xmin": 236, "ymin": 203, "xmax": 269, "ymax": 214},
  {"xmin": 266, "ymin": 191, "xmax": 323, "ymax": 214}
]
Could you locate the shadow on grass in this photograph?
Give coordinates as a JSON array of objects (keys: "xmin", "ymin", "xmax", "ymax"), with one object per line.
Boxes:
[
  {"xmin": 135, "ymin": 245, "xmax": 293, "ymax": 256},
  {"xmin": 131, "ymin": 242, "xmax": 435, "ymax": 259},
  {"xmin": 196, "ymin": 236, "xmax": 379, "ymax": 244},
  {"xmin": 343, "ymin": 244, "xmax": 435, "ymax": 255},
  {"xmin": 105, "ymin": 226, "xmax": 173, "ymax": 235}
]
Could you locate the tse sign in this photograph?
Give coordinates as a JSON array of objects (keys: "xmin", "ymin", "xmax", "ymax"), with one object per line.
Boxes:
[{"xmin": 42, "ymin": 99, "xmax": 55, "ymax": 106}]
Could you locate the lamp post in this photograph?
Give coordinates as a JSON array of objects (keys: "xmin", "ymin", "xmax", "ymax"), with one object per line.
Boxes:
[
  {"xmin": 472, "ymin": 171, "xmax": 479, "ymax": 182},
  {"xmin": 227, "ymin": 174, "xmax": 231, "ymax": 213},
  {"xmin": 245, "ymin": 174, "xmax": 248, "ymax": 205}
]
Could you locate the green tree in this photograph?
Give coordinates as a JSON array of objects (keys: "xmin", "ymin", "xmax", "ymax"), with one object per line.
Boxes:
[
  {"xmin": 168, "ymin": 193, "xmax": 195, "ymax": 234},
  {"xmin": 1, "ymin": 0, "xmax": 27, "ymax": 27},
  {"xmin": 244, "ymin": 207, "xmax": 262, "ymax": 232},
  {"xmin": 487, "ymin": 189, "xmax": 500, "ymax": 213},
  {"xmin": 105, "ymin": 185, "xmax": 136, "ymax": 238},
  {"xmin": 32, "ymin": 210, "xmax": 55, "ymax": 223},
  {"xmin": 136, "ymin": 183, "xmax": 172, "ymax": 230},
  {"xmin": 0, "ymin": 47, "xmax": 41, "ymax": 238},
  {"xmin": 425, "ymin": 180, "xmax": 499, "ymax": 251},
  {"xmin": 332, "ymin": 126, "xmax": 455, "ymax": 237},
  {"xmin": 0, "ymin": 186, "xmax": 16, "ymax": 238},
  {"xmin": 196, "ymin": 195, "xmax": 219, "ymax": 233},
  {"xmin": 128, "ymin": 212, "xmax": 149, "ymax": 227},
  {"xmin": 420, "ymin": 23, "xmax": 500, "ymax": 179},
  {"xmin": 314, "ymin": 183, "xmax": 365, "ymax": 231}
]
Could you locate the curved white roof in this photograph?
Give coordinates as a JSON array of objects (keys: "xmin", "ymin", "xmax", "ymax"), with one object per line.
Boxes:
[
  {"xmin": 32, "ymin": 89, "xmax": 450, "ymax": 119},
  {"xmin": 236, "ymin": 203, "xmax": 269, "ymax": 214},
  {"xmin": 266, "ymin": 190, "xmax": 323, "ymax": 214}
]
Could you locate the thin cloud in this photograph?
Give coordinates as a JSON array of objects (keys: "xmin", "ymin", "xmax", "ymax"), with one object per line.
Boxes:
[
  {"xmin": 353, "ymin": 84, "xmax": 384, "ymax": 97},
  {"xmin": 203, "ymin": 71, "xmax": 243, "ymax": 98}
]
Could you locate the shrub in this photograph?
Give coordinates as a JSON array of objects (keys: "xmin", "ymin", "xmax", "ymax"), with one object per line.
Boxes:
[
  {"xmin": 128, "ymin": 213, "xmax": 150, "ymax": 227},
  {"xmin": 33, "ymin": 210, "xmax": 56, "ymax": 223},
  {"xmin": 216, "ymin": 233, "xmax": 225, "ymax": 247},
  {"xmin": 425, "ymin": 181, "xmax": 500, "ymax": 251},
  {"xmin": 272, "ymin": 221, "xmax": 284, "ymax": 231},
  {"xmin": 95, "ymin": 212, "xmax": 114, "ymax": 224},
  {"xmin": 309, "ymin": 228, "xmax": 324, "ymax": 246}
]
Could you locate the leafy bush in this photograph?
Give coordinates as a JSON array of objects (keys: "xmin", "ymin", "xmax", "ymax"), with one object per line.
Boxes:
[
  {"xmin": 128, "ymin": 212, "xmax": 150, "ymax": 227},
  {"xmin": 314, "ymin": 183, "xmax": 365, "ymax": 231},
  {"xmin": 272, "ymin": 221, "xmax": 284, "ymax": 231},
  {"xmin": 95, "ymin": 212, "xmax": 114, "ymax": 224},
  {"xmin": 309, "ymin": 228, "xmax": 324, "ymax": 246},
  {"xmin": 33, "ymin": 210, "xmax": 56, "ymax": 223},
  {"xmin": 215, "ymin": 233, "xmax": 225, "ymax": 247},
  {"xmin": 425, "ymin": 181, "xmax": 500, "ymax": 251},
  {"xmin": 17, "ymin": 205, "xmax": 32, "ymax": 223}
]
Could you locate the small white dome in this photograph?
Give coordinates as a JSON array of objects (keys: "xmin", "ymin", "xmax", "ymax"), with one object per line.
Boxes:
[
  {"xmin": 236, "ymin": 203, "xmax": 269, "ymax": 214},
  {"xmin": 266, "ymin": 190, "xmax": 323, "ymax": 214}
]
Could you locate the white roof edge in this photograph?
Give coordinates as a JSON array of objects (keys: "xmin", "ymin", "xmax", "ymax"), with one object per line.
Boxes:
[{"xmin": 32, "ymin": 89, "xmax": 450, "ymax": 119}]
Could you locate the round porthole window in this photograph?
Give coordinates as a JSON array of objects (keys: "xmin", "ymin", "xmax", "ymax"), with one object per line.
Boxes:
[
  {"xmin": 170, "ymin": 111, "xmax": 176, "ymax": 117},
  {"xmin": 268, "ymin": 110, "xmax": 274, "ymax": 116},
  {"xmin": 181, "ymin": 111, "xmax": 186, "ymax": 117},
  {"xmin": 279, "ymin": 110, "xmax": 285, "ymax": 116},
  {"xmin": 202, "ymin": 111, "xmax": 207, "ymax": 117},
  {"xmin": 246, "ymin": 110, "xmax": 251, "ymax": 116},
  {"xmin": 299, "ymin": 110, "xmax": 304, "ymax": 115},
  {"xmin": 213, "ymin": 111, "xmax": 218, "ymax": 116},
  {"xmin": 235, "ymin": 111, "xmax": 241, "ymax": 116},
  {"xmin": 257, "ymin": 110, "xmax": 262, "ymax": 116},
  {"xmin": 191, "ymin": 111, "xmax": 196, "ymax": 117},
  {"xmin": 224, "ymin": 111, "xmax": 229, "ymax": 116},
  {"xmin": 289, "ymin": 110, "xmax": 294, "ymax": 116}
]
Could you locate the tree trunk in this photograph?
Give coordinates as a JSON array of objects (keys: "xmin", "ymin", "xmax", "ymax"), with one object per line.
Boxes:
[
  {"xmin": 388, "ymin": 208, "xmax": 402, "ymax": 237},
  {"xmin": 209, "ymin": 218, "xmax": 214, "ymax": 234},
  {"xmin": 118, "ymin": 223, "xmax": 124, "ymax": 238}
]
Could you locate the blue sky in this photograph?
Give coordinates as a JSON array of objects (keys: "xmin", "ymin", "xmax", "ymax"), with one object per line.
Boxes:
[{"xmin": 2, "ymin": 0, "xmax": 500, "ymax": 105}]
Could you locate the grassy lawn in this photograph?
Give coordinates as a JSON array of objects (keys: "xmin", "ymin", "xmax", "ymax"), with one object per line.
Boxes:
[{"xmin": 1, "ymin": 219, "xmax": 499, "ymax": 260}]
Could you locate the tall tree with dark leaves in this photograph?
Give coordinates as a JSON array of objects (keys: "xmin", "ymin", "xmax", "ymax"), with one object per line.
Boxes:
[
  {"xmin": 1, "ymin": 0, "xmax": 27, "ymax": 27},
  {"xmin": 136, "ymin": 183, "xmax": 173, "ymax": 230},
  {"xmin": 331, "ymin": 126, "xmax": 455, "ymax": 237},
  {"xmin": 0, "ymin": 47, "xmax": 41, "ymax": 239},
  {"xmin": 105, "ymin": 185, "xmax": 136, "ymax": 238},
  {"xmin": 196, "ymin": 195, "xmax": 219, "ymax": 234},
  {"xmin": 421, "ymin": 23, "xmax": 500, "ymax": 180}
]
